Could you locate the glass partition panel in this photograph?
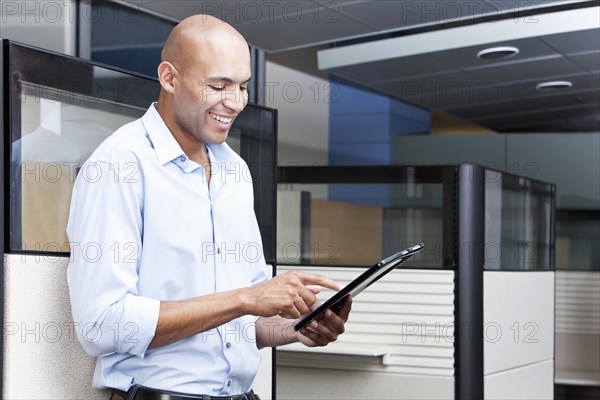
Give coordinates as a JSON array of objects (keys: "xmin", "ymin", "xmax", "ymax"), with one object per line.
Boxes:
[
  {"xmin": 279, "ymin": 165, "xmax": 554, "ymax": 270},
  {"xmin": 13, "ymin": 87, "xmax": 145, "ymax": 252},
  {"xmin": 277, "ymin": 179, "xmax": 446, "ymax": 268},
  {"xmin": 8, "ymin": 42, "xmax": 159, "ymax": 253},
  {"xmin": 226, "ymin": 105, "xmax": 278, "ymax": 263},
  {"xmin": 484, "ymin": 169, "xmax": 554, "ymax": 270},
  {"xmin": 6, "ymin": 41, "xmax": 276, "ymax": 260},
  {"xmin": 556, "ymin": 210, "xmax": 600, "ymax": 271}
]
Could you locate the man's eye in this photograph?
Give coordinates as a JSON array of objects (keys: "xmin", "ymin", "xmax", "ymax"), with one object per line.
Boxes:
[
  {"xmin": 208, "ymin": 85, "xmax": 225, "ymax": 91},
  {"xmin": 240, "ymin": 86, "xmax": 248, "ymax": 92}
]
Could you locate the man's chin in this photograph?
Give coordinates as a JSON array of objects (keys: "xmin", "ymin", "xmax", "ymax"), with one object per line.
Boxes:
[{"xmin": 206, "ymin": 131, "xmax": 230, "ymax": 145}]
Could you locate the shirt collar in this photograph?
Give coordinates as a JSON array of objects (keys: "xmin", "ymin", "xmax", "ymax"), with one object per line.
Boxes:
[
  {"xmin": 141, "ymin": 102, "xmax": 185, "ymax": 166},
  {"xmin": 141, "ymin": 102, "xmax": 245, "ymax": 168}
]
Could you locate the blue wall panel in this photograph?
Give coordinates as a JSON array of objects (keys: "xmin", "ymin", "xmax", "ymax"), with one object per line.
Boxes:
[
  {"xmin": 329, "ymin": 114, "xmax": 391, "ymax": 143},
  {"xmin": 329, "ymin": 142, "xmax": 392, "ymax": 165},
  {"xmin": 329, "ymin": 77, "xmax": 432, "ymax": 208}
]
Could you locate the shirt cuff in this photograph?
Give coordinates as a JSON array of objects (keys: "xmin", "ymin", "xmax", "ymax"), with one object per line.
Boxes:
[{"xmin": 118, "ymin": 294, "xmax": 160, "ymax": 358}]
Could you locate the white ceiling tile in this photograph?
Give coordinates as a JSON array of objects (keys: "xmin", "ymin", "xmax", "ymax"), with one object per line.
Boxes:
[
  {"xmin": 135, "ymin": 1, "xmax": 331, "ymax": 24},
  {"xmin": 540, "ymin": 28, "xmax": 600, "ymax": 54},
  {"xmin": 432, "ymin": 37, "xmax": 558, "ymax": 69},
  {"xmin": 327, "ymin": 54, "xmax": 454, "ymax": 83},
  {"xmin": 448, "ymin": 87, "xmax": 600, "ymax": 119},
  {"xmin": 567, "ymin": 52, "xmax": 600, "ymax": 72},
  {"xmin": 386, "ymin": 74, "xmax": 508, "ymax": 108},
  {"xmin": 474, "ymin": 110, "xmax": 564, "ymax": 128},
  {"xmin": 553, "ymin": 103, "xmax": 600, "ymax": 118},
  {"xmin": 336, "ymin": 0, "xmax": 495, "ymax": 30},
  {"xmin": 501, "ymin": 118, "xmax": 574, "ymax": 132},
  {"xmin": 235, "ymin": 9, "xmax": 377, "ymax": 51},
  {"xmin": 564, "ymin": 116, "xmax": 600, "ymax": 132},
  {"xmin": 465, "ymin": 56, "xmax": 584, "ymax": 82}
]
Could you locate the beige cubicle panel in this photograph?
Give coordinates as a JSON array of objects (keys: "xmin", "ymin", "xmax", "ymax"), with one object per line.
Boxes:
[
  {"xmin": 21, "ymin": 161, "xmax": 75, "ymax": 252},
  {"xmin": 310, "ymin": 198, "xmax": 383, "ymax": 266}
]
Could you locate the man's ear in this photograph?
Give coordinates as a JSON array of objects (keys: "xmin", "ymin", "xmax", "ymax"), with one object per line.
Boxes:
[{"xmin": 157, "ymin": 61, "xmax": 177, "ymax": 94}]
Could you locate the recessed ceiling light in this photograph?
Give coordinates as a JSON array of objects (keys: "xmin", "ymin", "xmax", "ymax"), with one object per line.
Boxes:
[
  {"xmin": 536, "ymin": 81, "xmax": 573, "ymax": 92},
  {"xmin": 477, "ymin": 46, "xmax": 520, "ymax": 60}
]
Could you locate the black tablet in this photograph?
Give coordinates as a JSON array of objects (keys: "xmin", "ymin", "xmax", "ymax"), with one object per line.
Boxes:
[{"xmin": 294, "ymin": 243, "xmax": 425, "ymax": 331}]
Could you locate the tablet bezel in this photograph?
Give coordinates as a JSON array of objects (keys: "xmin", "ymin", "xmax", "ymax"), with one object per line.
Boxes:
[{"xmin": 293, "ymin": 243, "xmax": 425, "ymax": 331}]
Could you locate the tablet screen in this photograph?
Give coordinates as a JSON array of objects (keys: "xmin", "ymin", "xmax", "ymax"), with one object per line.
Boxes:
[{"xmin": 294, "ymin": 243, "xmax": 425, "ymax": 331}]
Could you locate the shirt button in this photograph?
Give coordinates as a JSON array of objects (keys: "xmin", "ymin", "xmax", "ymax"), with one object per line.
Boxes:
[
  {"xmin": 217, "ymin": 247, "xmax": 221, "ymax": 254},
  {"xmin": 227, "ymin": 380, "xmax": 232, "ymax": 387},
  {"xmin": 226, "ymin": 342, "xmax": 231, "ymax": 348},
  {"xmin": 180, "ymin": 156, "xmax": 186, "ymax": 162}
]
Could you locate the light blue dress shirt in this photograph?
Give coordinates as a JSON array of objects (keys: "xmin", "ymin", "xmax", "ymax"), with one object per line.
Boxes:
[{"xmin": 66, "ymin": 103, "xmax": 268, "ymax": 395}]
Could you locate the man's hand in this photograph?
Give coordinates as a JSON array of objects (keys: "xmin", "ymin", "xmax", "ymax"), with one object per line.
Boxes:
[
  {"xmin": 244, "ymin": 271, "xmax": 341, "ymax": 319},
  {"xmin": 296, "ymin": 295, "xmax": 352, "ymax": 347}
]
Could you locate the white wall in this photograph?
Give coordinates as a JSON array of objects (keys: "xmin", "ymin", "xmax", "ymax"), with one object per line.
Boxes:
[
  {"xmin": 3, "ymin": 254, "xmax": 108, "ymax": 399},
  {"xmin": 265, "ymin": 61, "xmax": 329, "ymax": 166}
]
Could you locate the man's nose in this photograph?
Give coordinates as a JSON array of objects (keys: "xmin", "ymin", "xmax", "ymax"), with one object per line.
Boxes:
[{"xmin": 222, "ymin": 87, "xmax": 248, "ymax": 112}]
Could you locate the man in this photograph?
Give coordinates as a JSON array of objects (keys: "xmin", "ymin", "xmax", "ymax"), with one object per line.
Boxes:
[{"xmin": 67, "ymin": 14, "xmax": 351, "ymax": 400}]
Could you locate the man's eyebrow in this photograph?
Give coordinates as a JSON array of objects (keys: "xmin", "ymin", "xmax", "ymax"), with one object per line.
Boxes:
[{"xmin": 206, "ymin": 77, "xmax": 252, "ymax": 84}]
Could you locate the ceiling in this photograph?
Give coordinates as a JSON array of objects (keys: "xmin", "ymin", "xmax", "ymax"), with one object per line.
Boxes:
[{"xmin": 128, "ymin": 0, "xmax": 600, "ymax": 133}]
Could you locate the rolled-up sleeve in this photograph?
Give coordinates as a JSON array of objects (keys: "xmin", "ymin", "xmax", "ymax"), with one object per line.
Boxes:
[{"xmin": 67, "ymin": 158, "xmax": 159, "ymax": 358}]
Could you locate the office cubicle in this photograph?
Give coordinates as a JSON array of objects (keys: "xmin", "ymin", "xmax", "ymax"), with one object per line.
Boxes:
[
  {"xmin": 277, "ymin": 164, "xmax": 555, "ymax": 400},
  {"xmin": 0, "ymin": 40, "xmax": 277, "ymax": 399}
]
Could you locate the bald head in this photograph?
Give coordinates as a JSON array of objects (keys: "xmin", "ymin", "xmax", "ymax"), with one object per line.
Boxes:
[
  {"xmin": 161, "ymin": 15, "xmax": 248, "ymax": 70},
  {"xmin": 155, "ymin": 14, "xmax": 251, "ymax": 153}
]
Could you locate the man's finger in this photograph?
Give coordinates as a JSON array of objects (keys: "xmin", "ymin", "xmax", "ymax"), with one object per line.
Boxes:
[
  {"xmin": 336, "ymin": 294, "xmax": 352, "ymax": 321},
  {"xmin": 293, "ymin": 295, "xmax": 310, "ymax": 316},
  {"xmin": 305, "ymin": 285, "xmax": 321, "ymax": 294},
  {"xmin": 295, "ymin": 272, "xmax": 341, "ymax": 292}
]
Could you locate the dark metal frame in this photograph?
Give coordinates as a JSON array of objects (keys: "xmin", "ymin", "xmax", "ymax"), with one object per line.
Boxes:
[
  {"xmin": 235, "ymin": 104, "xmax": 278, "ymax": 264},
  {"xmin": 455, "ymin": 164, "xmax": 485, "ymax": 399},
  {"xmin": 0, "ymin": 36, "xmax": 6, "ymax": 397}
]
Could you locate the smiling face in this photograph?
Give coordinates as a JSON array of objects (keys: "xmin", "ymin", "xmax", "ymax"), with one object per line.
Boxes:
[{"xmin": 157, "ymin": 16, "xmax": 251, "ymax": 151}]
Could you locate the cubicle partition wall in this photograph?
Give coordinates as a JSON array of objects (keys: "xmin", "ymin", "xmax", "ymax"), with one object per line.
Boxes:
[
  {"xmin": 277, "ymin": 164, "xmax": 555, "ymax": 400},
  {"xmin": 394, "ymin": 132, "xmax": 600, "ymax": 394},
  {"xmin": 554, "ymin": 209, "xmax": 600, "ymax": 392},
  {"xmin": 0, "ymin": 40, "xmax": 277, "ymax": 399}
]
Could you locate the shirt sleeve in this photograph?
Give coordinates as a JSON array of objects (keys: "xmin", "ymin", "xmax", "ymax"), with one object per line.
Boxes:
[{"xmin": 66, "ymin": 158, "xmax": 159, "ymax": 358}]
